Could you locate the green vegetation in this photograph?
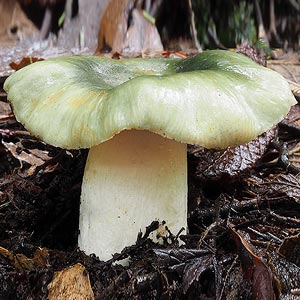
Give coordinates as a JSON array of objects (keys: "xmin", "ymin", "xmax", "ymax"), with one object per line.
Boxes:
[{"xmin": 192, "ymin": 0, "xmax": 300, "ymax": 50}]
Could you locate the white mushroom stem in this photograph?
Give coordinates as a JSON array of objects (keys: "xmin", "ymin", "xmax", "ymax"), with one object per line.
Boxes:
[{"xmin": 78, "ymin": 130, "xmax": 187, "ymax": 261}]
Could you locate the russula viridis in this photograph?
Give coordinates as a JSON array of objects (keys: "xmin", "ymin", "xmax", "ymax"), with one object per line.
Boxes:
[{"xmin": 4, "ymin": 50, "xmax": 296, "ymax": 261}]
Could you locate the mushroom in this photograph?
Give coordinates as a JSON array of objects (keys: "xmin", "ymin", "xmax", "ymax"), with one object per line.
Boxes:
[{"xmin": 4, "ymin": 50, "xmax": 296, "ymax": 261}]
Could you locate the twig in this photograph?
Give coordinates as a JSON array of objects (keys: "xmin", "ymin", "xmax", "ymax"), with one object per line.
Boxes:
[
  {"xmin": 219, "ymin": 255, "xmax": 239, "ymax": 300},
  {"xmin": 190, "ymin": 197, "xmax": 290, "ymax": 223},
  {"xmin": 268, "ymin": 210, "xmax": 300, "ymax": 225},
  {"xmin": 0, "ymin": 200, "xmax": 11, "ymax": 210}
]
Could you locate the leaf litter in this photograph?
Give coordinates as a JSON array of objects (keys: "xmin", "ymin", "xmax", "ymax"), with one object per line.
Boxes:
[{"xmin": 1, "ymin": 54, "xmax": 300, "ymax": 299}]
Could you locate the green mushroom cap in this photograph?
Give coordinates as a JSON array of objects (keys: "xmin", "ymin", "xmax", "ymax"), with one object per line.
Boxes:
[{"xmin": 4, "ymin": 50, "xmax": 296, "ymax": 149}]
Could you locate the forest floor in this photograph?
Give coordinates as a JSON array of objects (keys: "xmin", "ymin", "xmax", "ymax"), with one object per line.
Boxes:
[{"xmin": 0, "ymin": 44, "xmax": 300, "ymax": 300}]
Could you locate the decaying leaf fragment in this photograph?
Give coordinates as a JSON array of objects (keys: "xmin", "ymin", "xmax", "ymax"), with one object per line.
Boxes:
[
  {"xmin": 194, "ymin": 128, "xmax": 276, "ymax": 181},
  {"xmin": 0, "ymin": 101, "xmax": 13, "ymax": 121},
  {"xmin": 48, "ymin": 263, "xmax": 94, "ymax": 300},
  {"xmin": 247, "ymin": 173, "xmax": 300, "ymax": 203},
  {"xmin": 271, "ymin": 252, "xmax": 300, "ymax": 295},
  {"xmin": 231, "ymin": 229, "xmax": 279, "ymax": 300},
  {"xmin": 9, "ymin": 56, "xmax": 44, "ymax": 71},
  {"xmin": 2, "ymin": 140, "xmax": 57, "ymax": 176},
  {"xmin": 151, "ymin": 247, "xmax": 214, "ymax": 296},
  {"xmin": 2, "ymin": 141, "xmax": 49, "ymax": 166},
  {"xmin": 278, "ymin": 233, "xmax": 300, "ymax": 266},
  {"xmin": 182, "ymin": 255, "xmax": 213, "ymax": 294},
  {"xmin": 0, "ymin": 246, "xmax": 49, "ymax": 272}
]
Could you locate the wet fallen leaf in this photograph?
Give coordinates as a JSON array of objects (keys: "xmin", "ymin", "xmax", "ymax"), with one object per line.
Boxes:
[
  {"xmin": 278, "ymin": 233, "xmax": 300, "ymax": 266},
  {"xmin": 152, "ymin": 248, "xmax": 214, "ymax": 295},
  {"xmin": 194, "ymin": 128, "xmax": 276, "ymax": 181},
  {"xmin": 182, "ymin": 255, "xmax": 213, "ymax": 294},
  {"xmin": 48, "ymin": 263, "xmax": 94, "ymax": 300},
  {"xmin": 231, "ymin": 229, "xmax": 278, "ymax": 300},
  {"xmin": 281, "ymin": 104, "xmax": 300, "ymax": 126},
  {"xmin": 271, "ymin": 252, "xmax": 300, "ymax": 294},
  {"xmin": 258, "ymin": 173, "xmax": 300, "ymax": 203},
  {"xmin": 152, "ymin": 248, "xmax": 211, "ymax": 267}
]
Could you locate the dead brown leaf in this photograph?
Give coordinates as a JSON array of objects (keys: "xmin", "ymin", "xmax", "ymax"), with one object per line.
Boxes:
[
  {"xmin": 2, "ymin": 140, "xmax": 56, "ymax": 175},
  {"xmin": 252, "ymin": 173, "xmax": 300, "ymax": 203},
  {"xmin": 182, "ymin": 255, "xmax": 213, "ymax": 294},
  {"xmin": 0, "ymin": 101, "xmax": 12, "ymax": 115},
  {"xmin": 194, "ymin": 128, "xmax": 276, "ymax": 181},
  {"xmin": 278, "ymin": 233, "xmax": 300, "ymax": 266},
  {"xmin": 231, "ymin": 229, "xmax": 278, "ymax": 300},
  {"xmin": 0, "ymin": 246, "xmax": 49, "ymax": 272},
  {"xmin": 48, "ymin": 263, "xmax": 94, "ymax": 300},
  {"xmin": 281, "ymin": 104, "xmax": 300, "ymax": 127},
  {"xmin": 9, "ymin": 56, "xmax": 44, "ymax": 71}
]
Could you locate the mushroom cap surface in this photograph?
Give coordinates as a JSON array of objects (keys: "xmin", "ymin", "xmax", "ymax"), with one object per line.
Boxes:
[{"xmin": 4, "ymin": 50, "xmax": 296, "ymax": 149}]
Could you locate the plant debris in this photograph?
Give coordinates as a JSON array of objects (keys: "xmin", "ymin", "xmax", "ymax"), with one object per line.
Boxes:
[{"xmin": 48, "ymin": 263, "xmax": 94, "ymax": 300}]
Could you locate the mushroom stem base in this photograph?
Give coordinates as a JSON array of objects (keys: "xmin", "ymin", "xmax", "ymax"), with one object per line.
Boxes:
[{"xmin": 78, "ymin": 130, "xmax": 187, "ymax": 261}]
